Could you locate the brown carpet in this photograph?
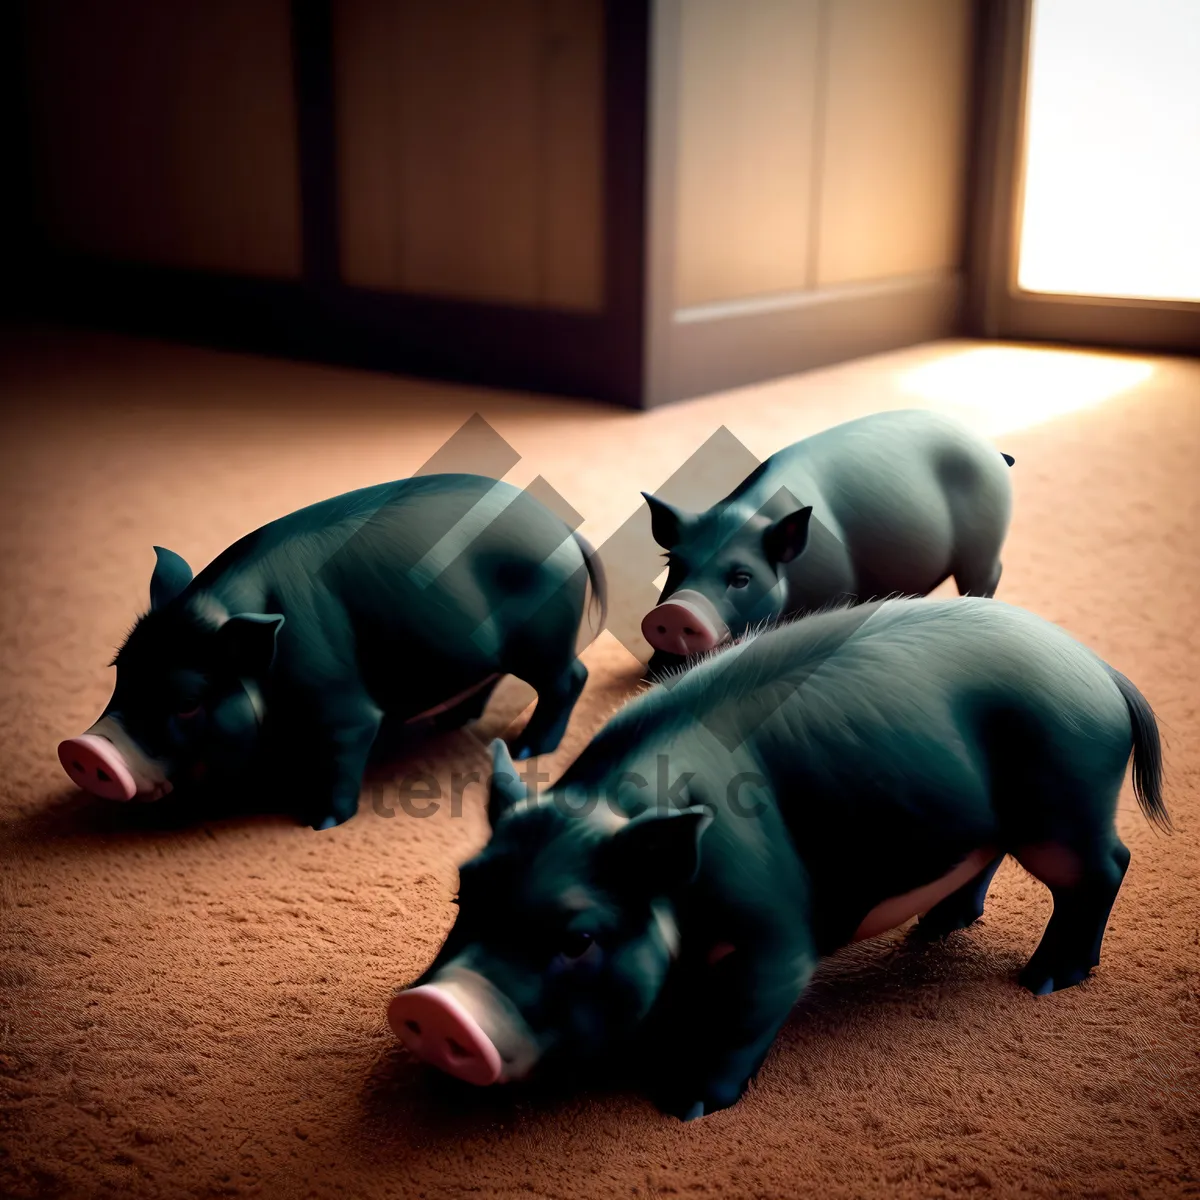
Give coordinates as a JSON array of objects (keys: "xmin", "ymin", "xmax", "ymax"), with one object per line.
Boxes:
[{"xmin": 1, "ymin": 327, "xmax": 1197, "ymax": 1200}]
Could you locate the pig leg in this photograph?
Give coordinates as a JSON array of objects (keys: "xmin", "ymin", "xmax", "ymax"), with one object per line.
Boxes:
[
  {"xmin": 1016, "ymin": 838, "xmax": 1131, "ymax": 995},
  {"xmin": 294, "ymin": 691, "xmax": 384, "ymax": 829},
  {"xmin": 501, "ymin": 569, "xmax": 593, "ymax": 758},
  {"xmin": 645, "ymin": 931, "xmax": 816, "ymax": 1120},
  {"xmin": 954, "ymin": 557, "xmax": 1003, "ymax": 598},
  {"xmin": 911, "ymin": 853, "xmax": 1006, "ymax": 940},
  {"xmin": 507, "ymin": 658, "xmax": 588, "ymax": 760}
]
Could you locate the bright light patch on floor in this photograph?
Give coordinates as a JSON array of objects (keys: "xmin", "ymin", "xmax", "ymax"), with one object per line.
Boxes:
[
  {"xmin": 897, "ymin": 346, "xmax": 1156, "ymax": 435},
  {"xmin": 1017, "ymin": 0, "xmax": 1200, "ymax": 302}
]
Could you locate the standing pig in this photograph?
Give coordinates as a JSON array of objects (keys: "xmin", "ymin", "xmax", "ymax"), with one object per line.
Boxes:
[
  {"xmin": 57, "ymin": 473, "xmax": 606, "ymax": 829},
  {"xmin": 388, "ymin": 596, "xmax": 1167, "ymax": 1119},
  {"xmin": 640, "ymin": 409, "xmax": 1014, "ymax": 672}
]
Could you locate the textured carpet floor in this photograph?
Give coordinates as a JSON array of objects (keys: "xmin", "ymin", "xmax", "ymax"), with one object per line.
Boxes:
[{"xmin": 1, "ymin": 327, "xmax": 1197, "ymax": 1200}]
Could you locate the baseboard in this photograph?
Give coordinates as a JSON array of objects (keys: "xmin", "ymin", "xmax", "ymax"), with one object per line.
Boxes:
[
  {"xmin": 22, "ymin": 253, "xmax": 646, "ymax": 408},
  {"xmin": 645, "ymin": 270, "xmax": 966, "ymax": 408}
]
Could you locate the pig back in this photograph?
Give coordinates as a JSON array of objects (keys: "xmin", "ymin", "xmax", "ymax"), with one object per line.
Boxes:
[
  {"xmin": 661, "ymin": 596, "xmax": 1125, "ymax": 947},
  {"xmin": 777, "ymin": 410, "xmax": 1012, "ymax": 597},
  {"xmin": 660, "ymin": 597, "xmax": 1123, "ymax": 843},
  {"xmin": 311, "ymin": 474, "xmax": 588, "ymax": 664}
]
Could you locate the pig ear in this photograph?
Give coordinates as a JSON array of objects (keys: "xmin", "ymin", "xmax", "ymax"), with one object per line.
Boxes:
[
  {"xmin": 149, "ymin": 546, "xmax": 193, "ymax": 610},
  {"xmin": 641, "ymin": 493, "xmax": 692, "ymax": 550},
  {"xmin": 216, "ymin": 613, "xmax": 285, "ymax": 676},
  {"xmin": 605, "ymin": 805, "xmax": 713, "ymax": 893},
  {"xmin": 487, "ymin": 739, "xmax": 527, "ymax": 828},
  {"xmin": 764, "ymin": 506, "xmax": 813, "ymax": 565}
]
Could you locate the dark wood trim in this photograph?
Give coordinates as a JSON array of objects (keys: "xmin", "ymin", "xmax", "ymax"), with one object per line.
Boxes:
[
  {"xmin": 28, "ymin": 252, "xmax": 638, "ymax": 404},
  {"xmin": 960, "ymin": 0, "xmax": 998, "ymax": 333},
  {"xmin": 291, "ymin": 0, "xmax": 339, "ymax": 288},
  {"xmin": 967, "ymin": 0, "xmax": 1037, "ymax": 339},
  {"xmin": 991, "ymin": 292, "xmax": 1200, "ymax": 355},
  {"xmin": 600, "ymin": 0, "xmax": 651, "ymax": 406},
  {"xmin": 967, "ymin": 0, "xmax": 1200, "ymax": 355},
  {"xmin": 13, "ymin": 0, "xmax": 653, "ymax": 408},
  {"xmin": 641, "ymin": 0, "xmax": 682, "ymax": 408},
  {"xmin": 2, "ymin": 1, "xmax": 41, "ymax": 319}
]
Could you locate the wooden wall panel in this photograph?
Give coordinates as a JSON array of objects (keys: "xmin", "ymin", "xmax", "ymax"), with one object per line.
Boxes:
[
  {"xmin": 331, "ymin": 0, "xmax": 401, "ymax": 291},
  {"xmin": 334, "ymin": 0, "xmax": 604, "ymax": 310},
  {"xmin": 539, "ymin": 0, "xmax": 605, "ymax": 311},
  {"xmin": 23, "ymin": 0, "xmax": 302, "ymax": 279},
  {"xmin": 368, "ymin": 0, "xmax": 542, "ymax": 305},
  {"xmin": 672, "ymin": 0, "xmax": 822, "ymax": 309},
  {"xmin": 815, "ymin": 0, "xmax": 973, "ymax": 287}
]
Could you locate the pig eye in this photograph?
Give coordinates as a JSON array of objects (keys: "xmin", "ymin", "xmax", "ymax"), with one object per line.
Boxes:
[
  {"xmin": 558, "ymin": 930, "xmax": 595, "ymax": 961},
  {"xmin": 729, "ymin": 570, "xmax": 752, "ymax": 590}
]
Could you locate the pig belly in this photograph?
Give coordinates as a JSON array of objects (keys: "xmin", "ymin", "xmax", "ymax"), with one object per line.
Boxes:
[
  {"xmin": 852, "ymin": 847, "xmax": 998, "ymax": 942},
  {"xmin": 404, "ymin": 674, "xmax": 501, "ymax": 723}
]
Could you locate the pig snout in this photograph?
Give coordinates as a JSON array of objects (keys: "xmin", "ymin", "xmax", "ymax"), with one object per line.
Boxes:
[
  {"xmin": 57, "ymin": 734, "xmax": 139, "ymax": 802},
  {"xmin": 57, "ymin": 717, "xmax": 173, "ymax": 802},
  {"xmin": 388, "ymin": 985, "xmax": 503, "ymax": 1086},
  {"xmin": 388, "ymin": 968, "xmax": 538, "ymax": 1087},
  {"xmin": 641, "ymin": 589, "xmax": 730, "ymax": 657}
]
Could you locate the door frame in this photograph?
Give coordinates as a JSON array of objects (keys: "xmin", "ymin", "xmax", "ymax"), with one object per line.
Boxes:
[{"xmin": 966, "ymin": 0, "xmax": 1200, "ymax": 354}]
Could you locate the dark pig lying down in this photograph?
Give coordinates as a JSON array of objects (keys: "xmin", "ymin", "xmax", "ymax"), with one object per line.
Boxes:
[
  {"xmin": 388, "ymin": 596, "xmax": 1168, "ymax": 1119},
  {"xmin": 640, "ymin": 409, "xmax": 1015, "ymax": 671},
  {"xmin": 57, "ymin": 473, "xmax": 606, "ymax": 829}
]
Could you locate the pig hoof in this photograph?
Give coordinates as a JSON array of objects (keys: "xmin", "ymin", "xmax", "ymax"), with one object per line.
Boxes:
[
  {"xmin": 656, "ymin": 1093, "xmax": 705, "ymax": 1121},
  {"xmin": 1019, "ymin": 963, "xmax": 1091, "ymax": 995},
  {"xmin": 308, "ymin": 794, "xmax": 358, "ymax": 830},
  {"xmin": 658, "ymin": 1084, "xmax": 740, "ymax": 1121},
  {"xmin": 664, "ymin": 1094, "xmax": 735, "ymax": 1121}
]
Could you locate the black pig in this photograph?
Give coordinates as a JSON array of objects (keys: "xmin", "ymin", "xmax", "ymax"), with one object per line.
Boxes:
[
  {"xmin": 58, "ymin": 473, "xmax": 606, "ymax": 828},
  {"xmin": 640, "ymin": 409, "xmax": 1014, "ymax": 674},
  {"xmin": 389, "ymin": 596, "xmax": 1167, "ymax": 1118}
]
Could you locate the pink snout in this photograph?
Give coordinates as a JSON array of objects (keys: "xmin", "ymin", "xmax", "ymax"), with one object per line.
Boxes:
[
  {"xmin": 641, "ymin": 589, "xmax": 730, "ymax": 657},
  {"xmin": 388, "ymin": 985, "xmax": 504, "ymax": 1086},
  {"xmin": 57, "ymin": 734, "xmax": 138, "ymax": 802}
]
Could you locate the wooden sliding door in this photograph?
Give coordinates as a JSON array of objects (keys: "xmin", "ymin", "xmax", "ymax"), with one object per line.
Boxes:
[{"xmin": 15, "ymin": 0, "xmax": 649, "ymax": 406}]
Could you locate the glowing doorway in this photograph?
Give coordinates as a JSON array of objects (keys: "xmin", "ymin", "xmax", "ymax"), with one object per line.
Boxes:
[{"xmin": 1016, "ymin": 0, "xmax": 1200, "ymax": 303}]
